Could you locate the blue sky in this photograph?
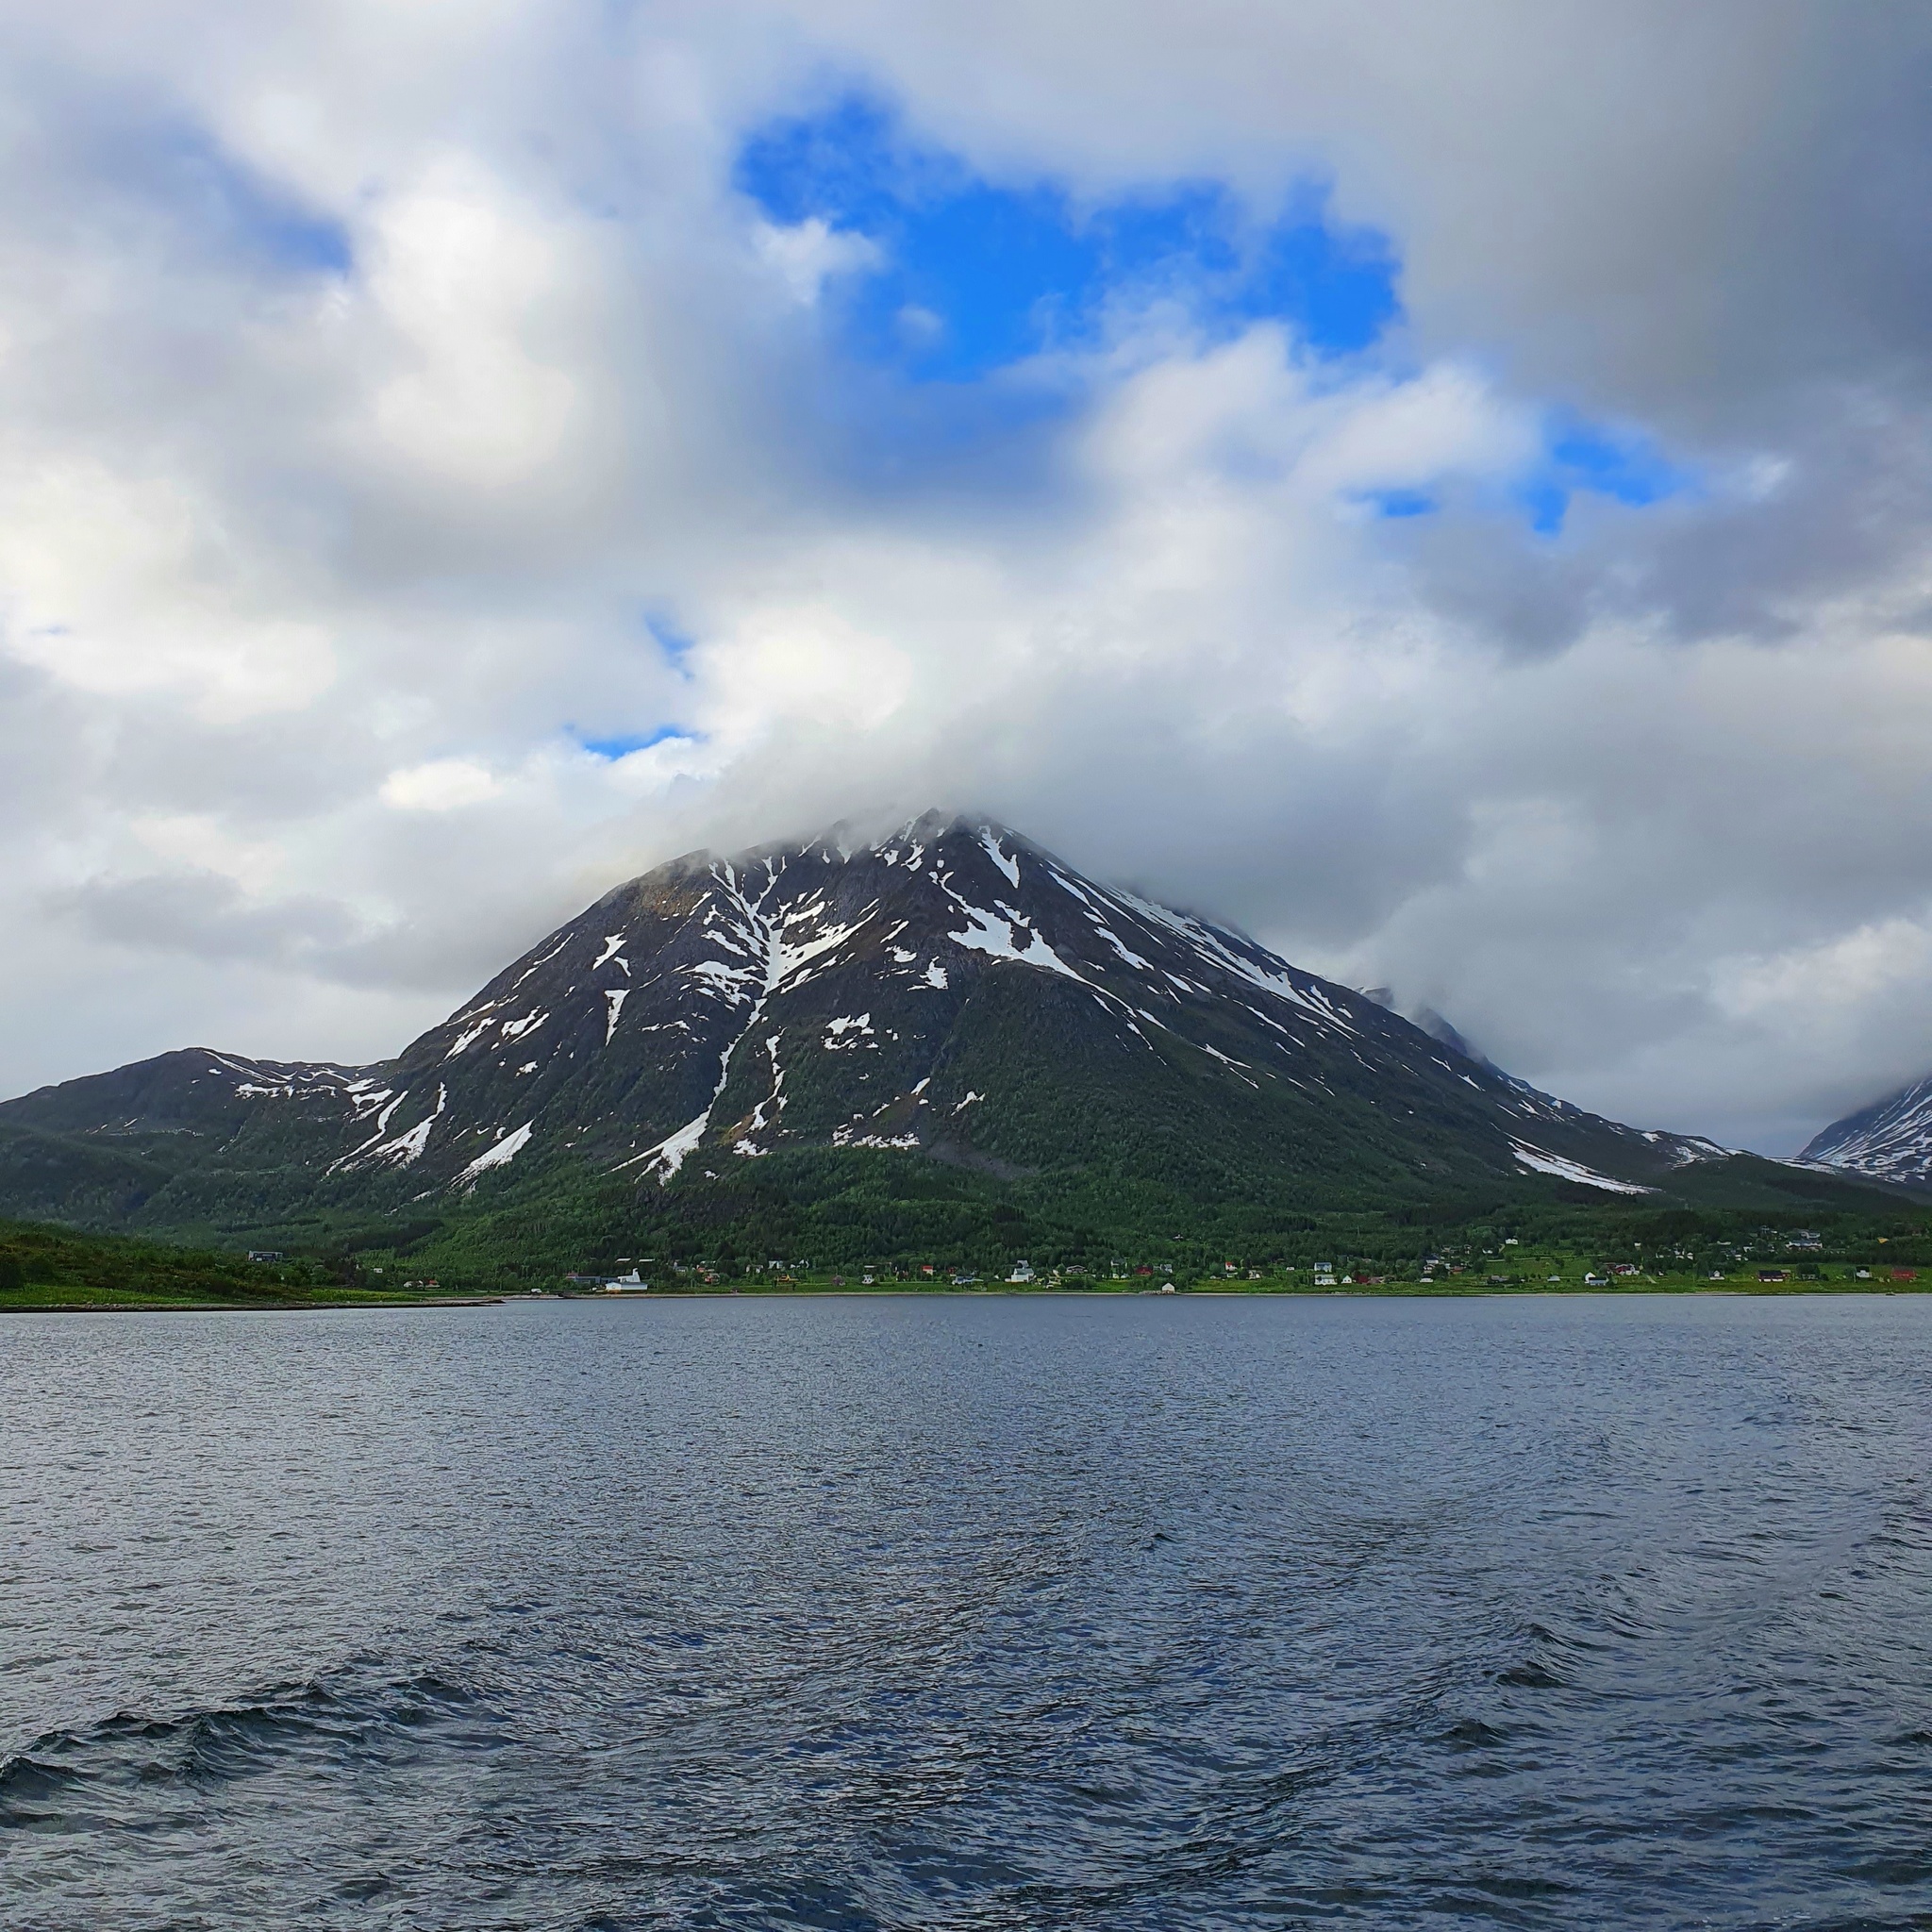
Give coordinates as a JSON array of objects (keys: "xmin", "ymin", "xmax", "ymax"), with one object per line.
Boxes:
[
  {"xmin": 152, "ymin": 124, "xmax": 352, "ymax": 276},
  {"xmin": 736, "ymin": 94, "xmax": 1401, "ymax": 381},
  {"xmin": 575, "ymin": 724, "xmax": 689, "ymax": 760},
  {"xmin": 735, "ymin": 94, "xmax": 1691, "ymax": 538},
  {"xmin": 573, "ymin": 616, "xmax": 697, "ymax": 762},
  {"xmin": 1518, "ymin": 417, "xmax": 1691, "ymax": 536}
]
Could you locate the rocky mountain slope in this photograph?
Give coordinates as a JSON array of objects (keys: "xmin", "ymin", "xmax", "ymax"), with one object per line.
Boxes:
[
  {"xmin": 1800, "ymin": 1074, "xmax": 1932, "ymax": 1189},
  {"xmin": 0, "ymin": 812, "xmax": 1890, "ymax": 1243}
]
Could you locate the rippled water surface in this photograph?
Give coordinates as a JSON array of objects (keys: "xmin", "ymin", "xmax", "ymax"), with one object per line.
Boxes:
[{"xmin": 4, "ymin": 1294, "xmax": 1931, "ymax": 1929}]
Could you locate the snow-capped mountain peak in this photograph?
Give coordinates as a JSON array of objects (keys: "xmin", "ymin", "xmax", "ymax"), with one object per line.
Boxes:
[
  {"xmin": 1801, "ymin": 1072, "xmax": 1932, "ymax": 1188},
  {"xmin": 0, "ymin": 811, "xmax": 1787, "ymax": 1218}
]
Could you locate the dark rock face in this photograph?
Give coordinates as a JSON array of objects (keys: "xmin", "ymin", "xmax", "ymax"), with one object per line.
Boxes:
[{"xmin": 0, "ymin": 812, "xmax": 1755, "ymax": 1224}]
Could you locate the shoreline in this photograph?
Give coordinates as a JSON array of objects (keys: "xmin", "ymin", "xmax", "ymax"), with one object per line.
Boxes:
[
  {"xmin": 594, "ymin": 1285, "xmax": 1927, "ymax": 1301},
  {"xmin": 2, "ymin": 1285, "xmax": 1921, "ymax": 1313},
  {"xmin": 0, "ymin": 1295, "xmax": 506, "ymax": 1314},
  {"xmin": 11, "ymin": 1288, "xmax": 1915, "ymax": 1311}
]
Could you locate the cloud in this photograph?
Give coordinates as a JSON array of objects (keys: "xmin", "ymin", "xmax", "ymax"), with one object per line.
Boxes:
[
  {"xmin": 0, "ymin": 0, "xmax": 1930, "ymax": 1156},
  {"xmin": 380, "ymin": 759, "xmax": 502, "ymax": 812},
  {"xmin": 753, "ymin": 215, "xmax": 882, "ymax": 308}
]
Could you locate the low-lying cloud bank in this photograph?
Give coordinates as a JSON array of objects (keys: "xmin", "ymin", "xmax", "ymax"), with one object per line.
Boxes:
[{"xmin": 3, "ymin": 0, "xmax": 1932, "ymax": 1154}]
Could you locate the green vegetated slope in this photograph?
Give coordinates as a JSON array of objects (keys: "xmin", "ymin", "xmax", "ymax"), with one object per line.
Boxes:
[
  {"xmin": 0, "ymin": 1214, "xmax": 475, "ymax": 1309},
  {"xmin": 0, "ymin": 1057, "xmax": 387, "ymax": 1235},
  {"xmin": 313, "ymin": 1141, "xmax": 1922, "ymax": 1293},
  {"xmin": 0, "ymin": 1120, "xmax": 177, "ymax": 1225},
  {"xmin": 298, "ymin": 1181, "xmax": 1932, "ymax": 1293},
  {"xmin": 0, "ymin": 1170, "xmax": 1923, "ymax": 1304}
]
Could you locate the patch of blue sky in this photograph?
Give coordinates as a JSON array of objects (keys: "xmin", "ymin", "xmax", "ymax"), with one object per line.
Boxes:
[
  {"xmin": 1517, "ymin": 413, "xmax": 1695, "ymax": 536},
  {"xmin": 1359, "ymin": 486, "xmax": 1439, "ymax": 520},
  {"xmin": 574, "ymin": 724, "xmax": 694, "ymax": 761},
  {"xmin": 573, "ymin": 615, "xmax": 701, "ymax": 758},
  {"xmin": 142, "ymin": 124, "xmax": 351, "ymax": 276},
  {"xmin": 643, "ymin": 610, "xmax": 697, "ymax": 674},
  {"xmin": 734, "ymin": 94, "xmax": 1399, "ymax": 382},
  {"xmin": 1548, "ymin": 420, "xmax": 1687, "ymax": 507},
  {"xmin": 1231, "ymin": 198, "xmax": 1399, "ymax": 355},
  {"xmin": 737, "ymin": 94, "xmax": 1695, "ymax": 544}
]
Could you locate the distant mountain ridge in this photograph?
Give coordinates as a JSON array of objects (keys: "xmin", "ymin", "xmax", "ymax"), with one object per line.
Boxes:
[
  {"xmin": 1800, "ymin": 1073, "xmax": 1932, "ymax": 1189},
  {"xmin": 1361, "ymin": 989, "xmax": 1495, "ymax": 1071},
  {"xmin": 0, "ymin": 811, "xmax": 1896, "ymax": 1244}
]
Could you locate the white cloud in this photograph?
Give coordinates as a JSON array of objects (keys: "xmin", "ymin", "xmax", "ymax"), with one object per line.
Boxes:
[
  {"xmin": 357, "ymin": 157, "xmax": 594, "ymax": 491},
  {"xmin": 380, "ymin": 759, "xmax": 503, "ymax": 811},
  {"xmin": 131, "ymin": 814, "xmax": 284, "ymax": 893},
  {"xmin": 0, "ymin": 460, "xmax": 337, "ymax": 720},
  {"xmin": 753, "ymin": 216, "xmax": 880, "ymax": 306}
]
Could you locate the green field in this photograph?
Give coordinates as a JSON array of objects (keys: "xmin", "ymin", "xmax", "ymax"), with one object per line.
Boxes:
[
  {"xmin": 353, "ymin": 1177, "xmax": 1932, "ymax": 1297},
  {"xmin": 568, "ymin": 1245, "xmax": 1924, "ymax": 1296},
  {"xmin": 6, "ymin": 1195, "xmax": 1924, "ymax": 1309},
  {"xmin": 0, "ymin": 1216, "xmax": 494, "ymax": 1310}
]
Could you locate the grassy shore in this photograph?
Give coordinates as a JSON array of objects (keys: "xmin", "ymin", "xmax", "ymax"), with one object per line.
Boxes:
[
  {"xmin": 3, "ymin": 1210, "xmax": 1920, "ymax": 1310},
  {"xmin": 5, "ymin": 1278, "xmax": 1915, "ymax": 1309},
  {"xmin": 549, "ymin": 1267, "xmax": 1925, "ymax": 1299},
  {"xmin": 0, "ymin": 1285, "xmax": 504, "ymax": 1311},
  {"xmin": 0, "ymin": 1215, "xmax": 504, "ymax": 1311}
]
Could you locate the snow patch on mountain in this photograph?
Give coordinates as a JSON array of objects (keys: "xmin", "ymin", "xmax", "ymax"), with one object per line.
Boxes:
[
  {"xmin": 445, "ymin": 1019, "xmax": 492, "ymax": 1058},
  {"xmin": 733, "ymin": 1034, "xmax": 789, "ymax": 1157},
  {"xmin": 626, "ymin": 1108, "xmax": 709, "ymax": 1181},
  {"xmin": 1201, "ymin": 1043, "xmax": 1258, "ymax": 1087},
  {"xmin": 1511, "ymin": 1142, "xmax": 1655, "ymax": 1194},
  {"xmin": 979, "ymin": 827, "xmax": 1021, "ymax": 888},
  {"xmin": 824, "ymin": 1013, "xmax": 875, "ymax": 1049},
  {"xmin": 363, "ymin": 1084, "xmax": 447, "ymax": 1168},
  {"xmin": 454, "ymin": 1122, "xmax": 532, "ymax": 1190},
  {"xmin": 949, "ymin": 903, "xmax": 1089, "ymax": 985},
  {"xmin": 1112, "ymin": 891, "xmax": 1358, "ymax": 1034}
]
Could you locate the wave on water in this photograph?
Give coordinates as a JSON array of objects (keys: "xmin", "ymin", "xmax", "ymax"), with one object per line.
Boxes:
[{"xmin": 0, "ymin": 1658, "xmax": 499, "ymax": 1826}]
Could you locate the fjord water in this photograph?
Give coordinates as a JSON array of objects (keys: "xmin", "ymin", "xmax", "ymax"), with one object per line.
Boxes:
[{"xmin": 3, "ymin": 1297, "xmax": 1929, "ymax": 1929}]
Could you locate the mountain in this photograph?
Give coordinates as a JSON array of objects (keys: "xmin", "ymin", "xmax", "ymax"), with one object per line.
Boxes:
[
  {"xmin": 1361, "ymin": 989, "xmax": 1495, "ymax": 1070},
  {"xmin": 1799, "ymin": 1074, "xmax": 1932, "ymax": 1189},
  {"xmin": 0, "ymin": 812, "xmax": 1896, "ymax": 1261}
]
